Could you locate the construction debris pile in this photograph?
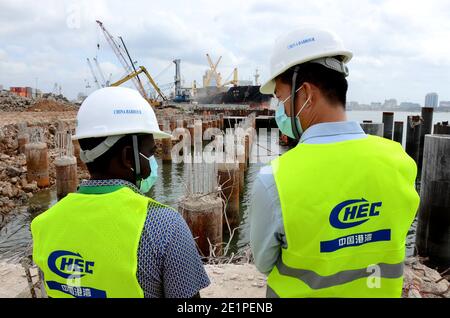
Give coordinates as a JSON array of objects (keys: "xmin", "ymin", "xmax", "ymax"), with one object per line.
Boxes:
[
  {"xmin": 0, "ymin": 91, "xmax": 78, "ymax": 112},
  {"xmin": 402, "ymin": 257, "xmax": 450, "ymax": 298},
  {"xmin": 41, "ymin": 93, "xmax": 71, "ymax": 103},
  {"xmin": 0, "ymin": 152, "xmax": 35, "ymax": 218},
  {"xmin": 0, "ymin": 91, "xmax": 33, "ymax": 112},
  {"xmin": 25, "ymin": 99, "xmax": 77, "ymax": 112},
  {"xmin": 0, "ymin": 125, "xmax": 35, "ymax": 217}
]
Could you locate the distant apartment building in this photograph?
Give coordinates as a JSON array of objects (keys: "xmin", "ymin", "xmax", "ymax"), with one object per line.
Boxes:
[
  {"xmin": 439, "ymin": 101, "xmax": 450, "ymax": 108},
  {"xmin": 346, "ymin": 101, "xmax": 359, "ymax": 110},
  {"xmin": 383, "ymin": 99, "xmax": 398, "ymax": 109},
  {"xmin": 370, "ymin": 102, "xmax": 382, "ymax": 108},
  {"xmin": 424, "ymin": 92, "xmax": 439, "ymax": 108},
  {"xmin": 399, "ymin": 102, "xmax": 421, "ymax": 110}
]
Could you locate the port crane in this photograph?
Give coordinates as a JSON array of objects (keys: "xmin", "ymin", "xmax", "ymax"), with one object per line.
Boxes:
[
  {"xmin": 220, "ymin": 68, "xmax": 239, "ymax": 87},
  {"xmin": 203, "ymin": 54, "xmax": 222, "ymax": 87},
  {"xmin": 93, "ymin": 57, "xmax": 108, "ymax": 87},
  {"xmin": 86, "ymin": 58, "xmax": 101, "ymax": 89}
]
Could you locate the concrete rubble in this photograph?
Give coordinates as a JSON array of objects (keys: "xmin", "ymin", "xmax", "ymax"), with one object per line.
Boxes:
[
  {"xmin": 402, "ymin": 257, "xmax": 450, "ymax": 298},
  {"xmin": 0, "ymin": 152, "xmax": 34, "ymax": 217},
  {"xmin": 0, "ymin": 91, "xmax": 33, "ymax": 112}
]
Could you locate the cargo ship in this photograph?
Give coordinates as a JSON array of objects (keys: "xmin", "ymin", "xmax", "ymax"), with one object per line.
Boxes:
[
  {"xmin": 194, "ymin": 85, "xmax": 272, "ymax": 109},
  {"xmin": 192, "ymin": 55, "xmax": 273, "ymax": 109}
]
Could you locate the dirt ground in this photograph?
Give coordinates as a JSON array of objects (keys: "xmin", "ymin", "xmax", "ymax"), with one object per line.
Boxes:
[
  {"xmin": 0, "ymin": 262, "xmax": 39, "ymax": 298},
  {"xmin": 0, "ymin": 262, "xmax": 265, "ymax": 298},
  {"xmin": 201, "ymin": 264, "xmax": 266, "ymax": 298},
  {"xmin": 0, "ymin": 259, "xmax": 448, "ymax": 298},
  {"xmin": 0, "ymin": 111, "xmax": 77, "ymax": 127}
]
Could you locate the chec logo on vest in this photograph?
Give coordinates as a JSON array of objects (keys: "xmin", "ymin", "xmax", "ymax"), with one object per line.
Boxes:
[
  {"xmin": 329, "ymin": 198, "xmax": 382, "ymax": 229},
  {"xmin": 46, "ymin": 250, "xmax": 106, "ymax": 298},
  {"xmin": 319, "ymin": 199, "xmax": 391, "ymax": 253},
  {"xmin": 48, "ymin": 250, "xmax": 95, "ymax": 279}
]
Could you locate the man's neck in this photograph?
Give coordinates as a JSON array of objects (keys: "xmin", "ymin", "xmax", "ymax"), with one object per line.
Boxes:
[{"xmin": 307, "ymin": 103, "xmax": 347, "ymax": 128}]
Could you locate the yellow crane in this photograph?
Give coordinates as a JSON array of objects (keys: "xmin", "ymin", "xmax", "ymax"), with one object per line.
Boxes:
[
  {"xmin": 111, "ymin": 66, "xmax": 168, "ymax": 107},
  {"xmin": 220, "ymin": 68, "xmax": 239, "ymax": 87},
  {"xmin": 203, "ymin": 54, "xmax": 223, "ymax": 87}
]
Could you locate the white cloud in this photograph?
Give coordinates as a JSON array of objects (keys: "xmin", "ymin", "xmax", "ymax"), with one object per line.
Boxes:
[{"xmin": 0, "ymin": 0, "xmax": 449, "ymax": 104}]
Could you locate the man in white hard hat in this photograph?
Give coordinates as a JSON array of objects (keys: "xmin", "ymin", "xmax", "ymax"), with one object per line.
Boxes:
[
  {"xmin": 250, "ymin": 27, "xmax": 419, "ymax": 297},
  {"xmin": 31, "ymin": 87, "xmax": 210, "ymax": 298}
]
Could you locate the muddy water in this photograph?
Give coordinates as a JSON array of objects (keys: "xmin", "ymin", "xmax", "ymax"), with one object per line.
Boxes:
[{"xmin": 0, "ymin": 190, "xmax": 57, "ymax": 262}]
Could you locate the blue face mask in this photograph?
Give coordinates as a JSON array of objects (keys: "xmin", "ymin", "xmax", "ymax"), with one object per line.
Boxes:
[
  {"xmin": 138, "ymin": 153, "xmax": 158, "ymax": 193},
  {"xmin": 274, "ymin": 85, "xmax": 311, "ymax": 139}
]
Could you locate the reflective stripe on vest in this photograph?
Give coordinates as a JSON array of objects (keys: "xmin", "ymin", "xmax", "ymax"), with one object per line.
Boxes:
[
  {"xmin": 31, "ymin": 186, "xmax": 163, "ymax": 298},
  {"xmin": 266, "ymin": 259, "xmax": 404, "ymax": 297},
  {"xmin": 268, "ymin": 135, "xmax": 419, "ymax": 298}
]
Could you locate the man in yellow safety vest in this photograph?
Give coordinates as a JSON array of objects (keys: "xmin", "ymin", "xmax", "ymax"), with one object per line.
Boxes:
[
  {"xmin": 31, "ymin": 87, "xmax": 210, "ymax": 298},
  {"xmin": 250, "ymin": 27, "xmax": 419, "ymax": 298}
]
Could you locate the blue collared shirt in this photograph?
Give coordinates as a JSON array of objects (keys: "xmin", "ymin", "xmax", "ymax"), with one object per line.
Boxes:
[{"xmin": 249, "ymin": 121, "xmax": 367, "ymax": 274}]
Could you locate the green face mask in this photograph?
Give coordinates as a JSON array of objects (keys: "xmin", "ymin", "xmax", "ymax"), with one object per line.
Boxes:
[
  {"xmin": 274, "ymin": 85, "xmax": 311, "ymax": 138},
  {"xmin": 138, "ymin": 153, "xmax": 158, "ymax": 193}
]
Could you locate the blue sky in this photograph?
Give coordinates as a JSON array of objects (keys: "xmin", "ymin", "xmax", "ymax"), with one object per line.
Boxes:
[{"xmin": 0, "ymin": 0, "xmax": 449, "ymax": 104}]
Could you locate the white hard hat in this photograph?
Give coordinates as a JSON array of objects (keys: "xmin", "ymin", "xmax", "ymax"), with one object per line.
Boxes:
[
  {"xmin": 73, "ymin": 86, "xmax": 171, "ymax": 140},
  {"xmin": 260, "ymin": 27, "xmax": 353, "ymax": 95},
  {"xmin": 73, "ymin": 87, "xmax": 171, "ymax": 163}
]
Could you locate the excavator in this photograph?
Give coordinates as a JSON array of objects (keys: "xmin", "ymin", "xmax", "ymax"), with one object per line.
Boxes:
[{"xmin": 110, "ymin": 66, "xmax": 168, "ymax": 107}]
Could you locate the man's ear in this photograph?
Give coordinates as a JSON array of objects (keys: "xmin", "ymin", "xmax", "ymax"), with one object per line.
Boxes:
[
  {"xmin": 300, "ymin": 82, "xmax": 314, "ymax": 108},
  {"xmin": 121, "ymin": 145, "xmax": 134, "ymax": 170}
]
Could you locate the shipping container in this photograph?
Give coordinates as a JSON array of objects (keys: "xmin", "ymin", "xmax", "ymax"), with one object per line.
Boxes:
[
  {"xmin": 26, "ymin": 87, "xmax": 33, "ymax": 98},
  {"xmin": 10, "ymin": 87, "xmax": 32, "ymax": 97}
]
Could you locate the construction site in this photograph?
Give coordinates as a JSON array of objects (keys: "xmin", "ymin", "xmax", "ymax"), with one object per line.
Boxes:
[{"xmin": 0, "ymin": 19, "xmax": 449, "ymax": 299}]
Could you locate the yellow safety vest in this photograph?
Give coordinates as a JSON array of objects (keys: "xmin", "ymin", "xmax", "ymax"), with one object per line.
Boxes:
[
  {"xmin": 268, "ymin": 135, "xmax": 419, "ymax": 298},
  {"xmin": 31, "ymin": 186, "xmax": 164, "ymax": 298}
]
